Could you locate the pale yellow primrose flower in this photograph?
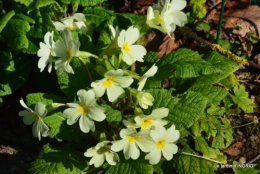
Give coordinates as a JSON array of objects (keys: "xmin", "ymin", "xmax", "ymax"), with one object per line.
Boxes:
[
  {"xmin": 136, "ymin": 91, "xmax": 154, "ymax": 109},
  {"xmin": 18, "ymin": 98, "xmax": 49, "ymax": 141},
  {"xmin": 37, "ymin": 31, "xmax": 55, "ymax": 73},
  {"xmin": 168, "ymin": 0, "xmax": 187, "ymax": 29},
  {"xmin": 84, "ymin": 141, "xmax": 119, "ymax": 167},
  {"xmin": 111, "ymin": 128, "xmax": 154, "ymax": 160},
  {"xmin": 53, "ymin": 13, "xmax": 87, "ymax": 33},
  {"xmin": 146, "ymin": 1, "xmax": 174, "ymax": 37},
  {"xmin": 145, "ymin": 125, "xmax": 180, "ymax": 164},
  {"xmin": 91, "ymin": 69, "xmax": 134, "ymax": 102},
  {"xmin": 117, "ymin": 26, "xmax": 147, "ymax": 65},
  {"xmin": 63, "ymin": 89, "xmax": 106, "ymax": 133},
  {"xmin": 52, "ymin": 29, "xmax": 80, "ymax": 74},
  {"xmin": 147, "ymin": 0, "xmax": 187, "ymax": 37},
  {"xmin": 134, "ymin": 108, "xmax": 168, "ymax": 129},
  {"xmin": 138, "ymin": 64, "xmax": 158, "ymax": 91}
]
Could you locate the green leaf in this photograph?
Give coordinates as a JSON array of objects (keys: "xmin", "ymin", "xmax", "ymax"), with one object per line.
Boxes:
[
  {"xmin": 106, "ymin": 158, "xmax": 153, "ymax": 174},
  {"xmin": 2, "ymin": 19, "xmax": 30, "ymax": 36},
  {"xmin": 198, "ymin": 115, "xmax": 218, "ymax": 137},
  {"xmin": 8, "ymin": 35, "xmax": 29, "ymax": 50},
  {"xmin": 0, "ymin": 53, "xmax": 33, "ymax": 96},
  {"xmin": 157, "ymin": 48, "xmax": 217, "ymax": 78},
  {"xmin": 27, "ymin": 0, "xmax": 55, "ymax": 10},
  {"xmin": 195, "ymin": 136, "xmax": 225, "ymax": 160},
  {"xmin": 61, "ymin": 0, "xmax": 105, "ymax": 6},
  {"xmin": 175, "ymin": 145, "xmax": 215, "ymax": 174},
  {"xmin": 102, "ymin": 104, "xmax": 122, "ymax": 126},
  {"xmin": 28, "ymin": 144, "xmax": 88, "ymax": 174},
  {"xmin": 0, "ymin": 10, "xmax": 15, "ymax": 33},
  {"xmin": 14, "ymin": 0, "xmax": 32, "ymax": 6},
  {"xmin": 188, "ymin": 83, "xmax": 228, "ymax": 105},
  {"xmin": 26, "ymin": 93, "xmax": 86, "ymax": 142},
  {"xmin": 233, "ymin": 161, "xmax": 260, "ymax": 174},
  {"xmin": 230, "ymin": 85, "xmax": 256, "ymax": 113},
  {"xmin": 212, "ymin": 118, "xmax": 233, "ymax": 148},
  {"xmin": 57, "ymin": 58, "xmax": 99, "ymax": 100},
  {"xmin": 147, "ymin": 89, "xmax": 207, "ymax": 131},
  {"xmin": 83, "ymin": 8, "xmax": 114, "ymax": 30},
  {"xmin": 193, "ymin": 51, "xmax": 239, "ymax": 85},
  {"xmin": 116, "ymin": 13, "xmax": 143, "ymax": 29},
  {"xmin": 16, "ymin": 13, "xmax": 35, "ymax": 24}
]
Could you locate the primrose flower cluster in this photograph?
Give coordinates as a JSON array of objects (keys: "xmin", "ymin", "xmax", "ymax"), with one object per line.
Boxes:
[{"xmin": 18, "ymin": 0, "xmax": 187, "ymax": 168}]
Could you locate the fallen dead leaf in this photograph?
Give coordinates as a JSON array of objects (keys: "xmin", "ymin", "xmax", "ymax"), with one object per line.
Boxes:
[{"xmin": 222, "ymin": 141, "xmax": 243, "ymax": 156}]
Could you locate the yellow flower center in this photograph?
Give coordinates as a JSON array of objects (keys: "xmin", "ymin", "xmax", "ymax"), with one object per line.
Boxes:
[
  {"xmin": 122, "ymin": 42, "xmax": 130, "ymax": 52},
  {"xmin": 97, "ymin": 145, "xmax": 110, "ymax": 154},
  {"xmin": 156, "ymin": 139, "xmax": 166, "ymax": 149},
  {"xmin": 102, "ymin": 76, "xmax": 114, "ymax": 87},
  {"xmin": 77, "ymin": 103, "xmax": 89, "ymax": 115},
  {"xmin": 66, "ymin": 25, "xmax": 75, "ymax": 30},
  {"xmin": 140, "ymin": 117, "xmax": 153, "ymax": 129},
  {"xmin": 66, "ymin": 48, "xmax": 73, "ymax": 60},
  {"xmin": 126, "ymin": 135, "xmax": 139, "ymax": 143},
  {"xmin": 33, "ymin": 112, "xmax": 40, "ymax": 121}
]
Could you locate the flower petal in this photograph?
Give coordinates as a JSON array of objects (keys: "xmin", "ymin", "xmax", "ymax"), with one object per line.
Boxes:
[
  {"xmin": 84, "ymin": 147, "xmax": 96, "ymax": 157},
  {"xmin": 145, "ymin": 148, "xmax": 161, "ymax": 164},
  {"xmin": 125, "ymin": 26, "xmax": 139, "ymax": 45},
  {"xmin": 165, "ymin": 125, "xmax": 180, "ymax": 142},
  {"xmin": 150, "ymin": 108, "xmax": 169, "ymax": 119},
  {"xmin": 34, "ymin": 102, "xmax": 47, "ymax": 118},
  {"xmin": 162, "ymin": 143, "xmax": 178, "ymax": 160},
  {"xmin": 88, "ymin": 106, "xmax": 106, "ymax": 122},
  {"xmin": 79, "ymin": 115, "xmax": 95, "ymax": 133},
  {"xmin": 19, "ymin": 110, "xmax": 35, "ymax": 125},
  {"xmin": 105, "ymin": 152, "xmax": 119, "ymax": 165},
  {"xmin": 77, "ymin": 89, "xmax": 94, "ymax": 105},
  {"xmin": 111, "ymin": 139, "xmax": 127, "ymax": 152},
  {"xmin": 106, "ymin": 84, "xmax": 124, "ymax": 102},
  {"xmin": 63, "ymin": 108, "xmax": 82, "ymax": 125},
  {"xmin": 124, "ymin": 142, "xmax": 140, "ymax": 160},
  {"xmin": 89, "ymin": 153, "xmax": 105, "ymax": 167}
]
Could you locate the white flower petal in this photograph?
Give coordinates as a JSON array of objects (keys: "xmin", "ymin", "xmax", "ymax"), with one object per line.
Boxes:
[
  {"xmin": 122, "ymin": 52, "xmax": 135, "ymax": 65},
  {"xmin": 84, "ymin": 147, "xmax": 97, "ymax": 157},
  {"xmin": 90, "ymin": 153, "xmax": 105, "ymax": 167},
  {"xmin": 19, "ymin": 98, "xmax": 32, "ymax": 111},
  {"xmin": 151, "ymin": 126, "xmax": 166, "ymax": 142},
  {"xmin": 171, "ymin": 11, "xmax": 187, "ymax": 27},
  {"xmin": 165, "ymin": 125, "xmax": 180, "ymax": 142},
  {"xmin": 114, "ymin": 76, "xmax": 133, "ymax": 88},
  {"xmin": 91, "ymin": 80, "xmax": 106, "ymax": 97},
  {"xmin": 105, "ymin": 152, "xmax": 119, "ymax": 165},
  {"xmin": 125, "ymin": 26, "xmax": 139, "ymax": 45},
  {"xmin": 136, "ymin": 138, "xmax": 154, "ymax": 152},
  {"xmin": 161, "ymin": 143, "xmax": 177, "ymax": 160},
  {"xmin": 34, "ymin": 102, "xmax": 47, "ymax": 118},
  {"xmin": 77, "ymin": 89, "xmax": 94, "ymax": 105},
  {"xmin": 53, "ymin": 21, "xmax": 66, "ymax": 31},
  {"xmin": 19, "ymin": 111, "xmax": 36, "ymax": 125},
  {"xmin": 124, "ymin": 142, "xmax": 140, "ymax": 160},
  {"xmin": 79, "ymin": 115, "xmax": 95, "ymax": 133},
  {"xmin": 63, "ymin": 107, "xmax": 82, "ymax": 125},
  {"xmin": 111, "ymin": 139, "xmax": 127, "ymax": 152},
  {"xmin": 73, "ymin": 13, "xmax": 86, "ymax": 22},
  {"xmin": 88, "ymin": 106, "xmax": 106, "ymax": 122},
  {"xmin": 117, "ymin": 30, "xmax": 126, "ymax": 47},
  {"xmin": 145, "ymin": 148, "xmax": 161, "ymax": 164},
  {"xmin": 150, "ymin": 108, "xmax": 169, "ymax": 119},
  {"xmin": 106, "ymin": 84, "xmax": 124, "ymax": 102},
  {"xmin": 171, "ymin": 0, "xmax": 187, "ymax": 11}
]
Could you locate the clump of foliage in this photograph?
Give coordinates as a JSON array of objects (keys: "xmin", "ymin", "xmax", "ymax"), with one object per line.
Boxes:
[{"xmin": 0, "ymin": 0, "xmax": 259, "ymax": 173}]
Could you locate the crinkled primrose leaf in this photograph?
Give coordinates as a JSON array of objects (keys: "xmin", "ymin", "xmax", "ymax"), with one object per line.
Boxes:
[{"xmin": 28, "ymin": 144, "xmax": 88, "ymax": 174}]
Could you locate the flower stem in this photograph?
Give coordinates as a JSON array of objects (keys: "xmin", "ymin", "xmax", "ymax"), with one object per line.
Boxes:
[
  {"xmin": 181, "ymin": 152, "xmax": 223, "ymax": 164},
  {"xmin": 77, "ymin": 57, "xmax": 93, "ymax": 82}
]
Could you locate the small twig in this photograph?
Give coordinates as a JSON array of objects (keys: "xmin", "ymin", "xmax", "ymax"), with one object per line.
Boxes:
[
  {"xmin": 77, "ymin": 57, "xmax": 93, "ymax": 82},
  {"xmin": 247, "ymin": 154, "xmax": 260, "ymax": 164},
  {"xmin": 214, "ymin": 117, "xmax": 260, "ymax": 130},
  {"xmin": 181, "ymin": 152, "xmax": 224, "ymax": 164}
]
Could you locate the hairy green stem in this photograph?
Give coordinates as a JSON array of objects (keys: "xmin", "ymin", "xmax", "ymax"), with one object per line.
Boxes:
[
  {"xmin": 77, "ymin": 57, "xmax": 93, "ymax": 82},
  {"xmin": 181, "ymin": 152, "xmax": 223, "ymax": 164}
]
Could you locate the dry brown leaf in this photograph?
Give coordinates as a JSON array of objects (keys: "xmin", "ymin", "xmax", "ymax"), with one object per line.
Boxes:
[
  {"xmin": 142, "ymin": 31, "xmax": 180, "ymax": 56},
  {"xmin": 222, "ymin": 141, "xmax": 243, "ymax": 156}
]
